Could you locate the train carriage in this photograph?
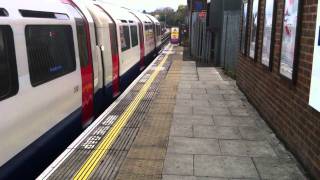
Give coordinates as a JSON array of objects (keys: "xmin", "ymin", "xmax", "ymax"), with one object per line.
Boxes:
[
  {"xmin": 145, "ymin": 14, "xmax": 162, "ymax": 52},
  {"xmin": 0, "ymin": 0, "xmax": 165, "ymax": 178},
  {"xmin": 129, "ymin": 10, "xmax": 157, "ymax": 65},
  {"xmin": 0, "ymin": 0, "xmax": 87, "ymax": 178}
]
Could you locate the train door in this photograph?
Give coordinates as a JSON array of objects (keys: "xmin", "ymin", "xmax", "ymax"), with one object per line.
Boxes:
[
  {"xmin": 94, "ymin": 4, "xmax": 120, "ymax": 97},
  {"xmin": 108, "ymin": 20, "xmax": 120, "ymax": 97},
  {"xmin": 95, "ymin": 4, "xmax": 120, "ymax": 97},
  {"xmin": 59, "ymin": 0, "xmax": 94, "ymax": 126}
]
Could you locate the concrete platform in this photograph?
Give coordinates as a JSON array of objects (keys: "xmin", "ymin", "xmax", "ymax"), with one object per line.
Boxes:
[{"xmin": 38, "ymin": 45, "xmax": 308, "ymax": 180}]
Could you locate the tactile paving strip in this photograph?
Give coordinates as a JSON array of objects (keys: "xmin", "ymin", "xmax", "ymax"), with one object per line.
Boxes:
[{"xmin": 47, "ymin": 48, "xmax": 173, "ymax": 180}]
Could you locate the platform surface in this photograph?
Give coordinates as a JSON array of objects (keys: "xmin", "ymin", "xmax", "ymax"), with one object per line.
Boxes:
[{"xmin": 38, "ymin": 45, "xmax": 307, "ymax": 180}]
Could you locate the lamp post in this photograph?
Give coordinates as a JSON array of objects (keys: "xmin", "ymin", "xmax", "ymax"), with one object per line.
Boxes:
[{"xmin": 164, "ymin": 12, "xmax": 167, "ymax": 28}]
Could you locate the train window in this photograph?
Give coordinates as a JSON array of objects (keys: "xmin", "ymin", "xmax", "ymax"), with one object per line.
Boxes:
[
  {"xmin": 25, "ymin": 25, "xmax": 76, "ymax": 86},
  {"xmin": 120, "ymin": 25, "xmax": 130, "ymax": 51},
  {"xmin": 75, "ymin": 19, "xmax": 89, "ymax": 67},
  {"xmin": 0, "ymin": 26, "xmax": 18, "ymax": 101},
  {"xmin": 0, "ymin": 8, "xmax": 9, "ymax": 16},
  {"xmin": 130, "ymin": 25, "xmax": 138, "ymax": 47}
]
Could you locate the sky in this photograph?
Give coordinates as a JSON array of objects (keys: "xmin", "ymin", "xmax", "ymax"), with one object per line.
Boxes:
[{"xmin": 99, "ymin": 0, "xmax": 187, "ymax": 12}]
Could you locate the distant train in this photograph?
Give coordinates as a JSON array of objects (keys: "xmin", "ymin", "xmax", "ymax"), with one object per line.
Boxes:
[{"xmin": 0, "ymin": 0, "xmax": 169, "ymax": 178}]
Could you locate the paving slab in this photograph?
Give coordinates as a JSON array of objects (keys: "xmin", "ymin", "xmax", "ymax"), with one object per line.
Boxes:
[
  {"xmin": 208, "ymin": 94, "xmax": 225, "ymax": 102},
  {"xmin": 224, "ymin": 100, "xmax": 246, "ymax": 108},
  {"xmin": 174, "ymin": 106, "xmax": 193, "ymax": 115},
  {"xmin": 220, "ymin": 140, "xmax": 277, "ymax": 157},
  {"xmin": 194, "ymin": 155, "xmax": 259, "ymax": 178},
  {"xmin": 178, "ymin": 88, "xmax": 207, "ymax": 94},
  {"xmin": 117, "ymin": 173, "xmax": 161, "ymax": 180},
  {"xmin": 173, "ymin": 114, "xmax": 214, "ymax": 125},
  {"xmin": 162, "ymin": 175, "xmax": 227, "ymax": 180},
  {"xmin": 167, "ymin": 137, "xmax": 220, "ymax": 155},
  {"xmin": 253, "ymin": 157, "xmax": 306, "ymax": 180},
  {"xmin": 193, "ymin": 107, "xmax": 231, "ymax": 116},
  {"xmin": 213, "ymin": 116, "xmax": 256, "ymax": 127},
  {"xmin": 176, "ymin": 99, "xmax": 211, "ymax": 107},
  {"xmin": 163, "ymin": 154, "xmax": 194, "ymax": 176},
  {"xmin": 119, "ymin": 159, "xmax": 163, "ymax": 176},
  {"xmin": 239, "ymin": 126, "xmax": 266, "ymax": 140},
  {"xmin": 191, "ymin": 94, "xmax": 211, "ymax": 100},
  {"xmin": 176, "ymin": 93, "xmax": 192, "ymax": 100},
  {"xmin": 170, "ymin": 124, "xmax": 193, "ymax": 137},
  {"xmin": 219, "ymin": 84, "xmax": 237, "ymax": 90},
  {"xmin": 193, "ymin": 125, "xmax": 241, "ymax": 140},
  {"xmin": 229, "ymin": 107, "xmax": 251, "ymax": 117},
  {"xmin": 126, "ymin": 146, "xmax": 166, "ymax": 160},
  {"xmin": 223, "ymin": 94, "xmax": 243, "ymax": 101}
]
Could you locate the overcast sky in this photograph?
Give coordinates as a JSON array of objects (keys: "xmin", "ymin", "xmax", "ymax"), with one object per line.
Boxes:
[{"xmin": 99, "ymin": 0, "xmax": 187, "ymax": 12}]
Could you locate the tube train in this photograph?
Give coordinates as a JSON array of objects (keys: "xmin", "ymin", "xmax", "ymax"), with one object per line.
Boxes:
[{"xmin": 0, "ymin": 0, "xmax": 169, "ymax": 178}]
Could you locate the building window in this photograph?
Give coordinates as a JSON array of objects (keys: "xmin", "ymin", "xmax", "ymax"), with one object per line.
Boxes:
[
  {"xmin": 120, "ymin": 25, "xmax": 130, "ymax": 51},
  {"xmin": 130, "ymin": 25, "xmax": 138, "ymax": 47},
  {"xmin": 25, "ymin": 25, "xmax": 76, "ymax": 86},
  {"xmin": 240, "ymin": 1, "xmax": 248, "ymax": 55},
  {"xmin": 279, "ymin": 0, "xmax": 301, "ymax": 80},
  {"xmin": 249, "ymin": 0, "xmax": 259, "ymax": 59},
  {"xmin": 0, "ymin": 26, "xmax": 18, "ymax": 101},
  {"xmin": 261, "ymin": 0, "xmax": 276, "ymax": 68}
]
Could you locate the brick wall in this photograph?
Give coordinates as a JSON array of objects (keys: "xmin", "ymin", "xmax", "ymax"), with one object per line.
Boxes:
[{"xmin": 236, "ymin": 0, "xmax": 320, "ymax": 178}]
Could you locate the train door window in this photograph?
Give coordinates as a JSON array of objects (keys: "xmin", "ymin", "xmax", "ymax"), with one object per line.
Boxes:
[
  {"xmin": 157, "ymin": 25, "xmax": 161, "ymax": 36},
  {"xmin": 145, "ymin": 25, "xmax": 152, "ymax": 38},
  {"xmin": 0, "ymin": 26, "xmax": 18, "ymax": 101},
  {"xmin": 120, "ymin": 25, "xmax": 130, "ymax": 51},
  {"xmin": 109, "ymin": 23, "xmax": 118, "ymax": 55},
  {"xmin": 144, "ymin": 25, "xmax": 148, "ymax": 37},
  {"xmin": 149, "ymin": 25, "xmax": 154, "ymax": 37},
  {"xmin": 75, "ymin": 18, "xmax": 89, "ymax": 67},
  {"xmin": 130, "ymin": 25, "xmax": 138, "ymax": 47},
  {"xmin": 25, "ymin": 25, "xmax": 76, "ymax": 86}
]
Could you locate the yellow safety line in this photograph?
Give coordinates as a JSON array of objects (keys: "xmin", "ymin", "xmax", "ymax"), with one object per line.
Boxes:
[{"xmin": 73, "ymin": 45, "xmax": 173, "ymax": 180}]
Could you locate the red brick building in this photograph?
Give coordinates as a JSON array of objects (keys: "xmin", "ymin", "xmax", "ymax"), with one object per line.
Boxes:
[{"xmin": 237, "ymin": 0, "xmax": 320, "ymax": 178}]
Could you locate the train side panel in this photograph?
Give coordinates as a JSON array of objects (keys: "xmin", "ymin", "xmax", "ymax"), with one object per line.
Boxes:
[{"xmin": 0, "ymin": 0, "xmax": 83, "ymax": 178}]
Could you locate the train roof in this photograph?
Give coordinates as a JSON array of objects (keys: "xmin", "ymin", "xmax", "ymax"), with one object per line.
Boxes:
[
  {"xmin": 0, "ymin": 0, "xmax": 70, "ymax": 19},
  {"xmin": 93, "ymin": 1, "xmax": 139, "ymax": 23},
  {"xmin": 145, "ymin": 14, "xmax": 160, "ymax": 24},
  {"xmin": 128, "ymin": 10, "xmax": 153, "ymax": 24}
]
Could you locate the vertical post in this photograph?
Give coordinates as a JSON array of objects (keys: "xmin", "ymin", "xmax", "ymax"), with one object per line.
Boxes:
[
  {"xmin": 189, "ymin": 0, "xmax": 193, "ymax": 56},
  {"xmin": 165, "ymin": 13, "xmax": 167, "ymax": 28}
]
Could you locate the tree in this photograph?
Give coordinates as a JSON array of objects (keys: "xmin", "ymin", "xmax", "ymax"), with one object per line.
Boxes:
[
  {"xmin": 175, "ymin": 5, "xmax": 187, "ymax": 25},
  {"xmin": 150, "ymin": 5, "xmax": 187, "ymax": 27}
]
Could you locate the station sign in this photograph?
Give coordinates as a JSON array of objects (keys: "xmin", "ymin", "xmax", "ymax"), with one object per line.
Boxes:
[
  {"xmin": 309, "ymin": 2, "xmax": 320, "ymax": 111},
  {"xmin": 192, "ymin": 0, "xmax": 207, "ymax": 12},
  {"xmin": 170, "ymin": 27, "xmax": 180, "ymax": 44}
]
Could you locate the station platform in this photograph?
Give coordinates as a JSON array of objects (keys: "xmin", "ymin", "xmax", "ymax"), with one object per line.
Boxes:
[{"xmin": 38, "ymin": 45, "xmax": 307, "ymax": 180}]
